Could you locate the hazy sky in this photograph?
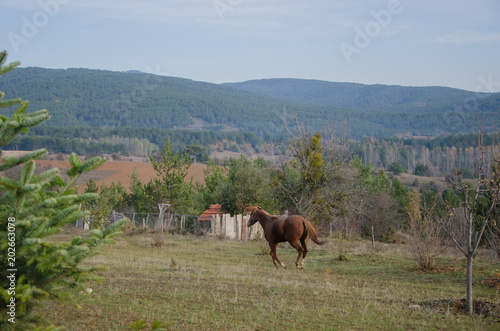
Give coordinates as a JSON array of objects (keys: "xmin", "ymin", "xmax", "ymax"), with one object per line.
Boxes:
[{"xmin": 1, "ymin": 0, "xmax": 499, "ymax": 91}]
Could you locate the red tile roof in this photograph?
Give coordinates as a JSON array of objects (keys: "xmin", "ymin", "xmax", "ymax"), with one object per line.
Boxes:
[{"xmin": 199, "ymin": 204, "xmax": 223, "ymax": 221}]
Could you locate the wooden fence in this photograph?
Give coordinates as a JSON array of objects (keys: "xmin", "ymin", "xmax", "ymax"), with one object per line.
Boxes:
[
  {"xmin": 210, "ymin": 214, "xmax": 264, "ymax": 240},
  {"xmin": 75, "ymin": 211, "xmax": 264, "ymax": 241}
]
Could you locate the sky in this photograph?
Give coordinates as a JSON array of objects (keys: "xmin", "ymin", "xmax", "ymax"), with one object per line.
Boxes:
[{"xmin": 0, "ymin": 0, "xmax": 499, "ymax": 92}]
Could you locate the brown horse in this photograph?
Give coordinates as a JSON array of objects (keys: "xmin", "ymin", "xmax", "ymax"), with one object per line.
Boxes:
[{"xmin": 247, "ymin": 206, "xmax": 325, "ymax": 270}]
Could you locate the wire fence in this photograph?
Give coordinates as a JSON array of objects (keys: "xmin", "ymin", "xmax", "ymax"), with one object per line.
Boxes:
[{"xmin": 75, "ymin": 211, "xmax": 208, "ymax": 234}]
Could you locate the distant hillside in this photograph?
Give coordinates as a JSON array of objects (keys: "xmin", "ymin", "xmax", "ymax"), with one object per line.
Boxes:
[
  {"xmin": 0, "ymin": 67, "xmax": 302, "ymax": 136},
  {"xmin": 224, "ymin": 78, "xmax": 495, "ymax": 113},
  {"xmin": 1, "ymin": 68, "xmax": 499, "ymax": 141}
]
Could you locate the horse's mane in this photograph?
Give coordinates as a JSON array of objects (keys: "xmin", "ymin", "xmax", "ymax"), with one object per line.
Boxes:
[
  {"xmin": 244, "ymin": 206, "xmax": 258, "ymax": 214},
  {"xmin": 244, "ymin": 206, "xmax": 266, "ymax": 214},
  {"xmin": 245, "ymin": 206, "xmax": 283, "ymax": 221}
]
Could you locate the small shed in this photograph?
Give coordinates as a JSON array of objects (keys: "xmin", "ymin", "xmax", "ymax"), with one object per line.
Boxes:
[{"xmin": 199, "ymin": 204, "xmax": 223, "ymax": 222}]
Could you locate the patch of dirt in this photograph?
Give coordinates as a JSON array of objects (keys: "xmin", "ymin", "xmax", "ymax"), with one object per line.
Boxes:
[
  {"xmin": 480, "ymin": 278, "xmax": 500, "ymax": 290},
  {"xmin": 418, "ymin": 298, "xmax": 500, "ymax": 317},
  {"xmin": 410, "ymin": 265, "xmax": 462, "ymax": 274}
]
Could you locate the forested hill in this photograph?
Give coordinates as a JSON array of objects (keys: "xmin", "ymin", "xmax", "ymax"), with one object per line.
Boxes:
[
  {"xmin": 225, "ymin": 78, "xmax": 497, "ymax": 113},
  {"xmin": 0, "ymin": 67, "xmax": 302, "ymax": 136},
  {"xmin": 1, "ymin": 67, "xmax": 499, "ymax": 140}
]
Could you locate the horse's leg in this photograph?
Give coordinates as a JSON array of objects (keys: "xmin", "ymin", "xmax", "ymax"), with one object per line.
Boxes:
[
  {"xmin": 289, "ymin": 240, "xmax": 304, "ymax": 270},
  {"xmin": 269, "ymin": 243, "xmax": 279, "ymax": 269},
  {"xmin": 270, "ymin": 242, "xmax": 287, "ymax": 269},
  {"xmin": 299, "ymin": 238, "xmax": 308, "ymax": 269}
]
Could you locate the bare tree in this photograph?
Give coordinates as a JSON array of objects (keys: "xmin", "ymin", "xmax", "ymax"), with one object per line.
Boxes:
[{"xmin": 414, "ymin": 130, "xmax": 500, "ymax": 315}]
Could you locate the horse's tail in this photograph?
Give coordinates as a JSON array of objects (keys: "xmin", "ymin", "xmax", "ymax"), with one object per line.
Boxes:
[{"xmin": 304, "ymin": 220, "xmax": 326, "ymax": 245}]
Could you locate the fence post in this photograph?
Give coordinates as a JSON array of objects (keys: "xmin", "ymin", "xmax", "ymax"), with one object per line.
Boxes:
[
  {"xmin": 236, "ymin": 214, "xmax": 242, "ymax": 240},
  {"xmin": 371, "ymin": 226, "xmax": 375, "ymax": 250},
  {"xmin": 242, "ymin": 215, "xmax": 248, "ymax": 240},
  {"xmin": 214, "ymin": 214, "xmax": 221, "ymax": 236},
  {"xmin": 210, "ymin": 214, "xmax": 215, "ymax": 234},
  {"xmin": 224, "ymin": 214, "xmax": 234, "ymax": 239},
  {"xmin": 221, "ymin": 214, "xmax": 228, "ymax": 237}
]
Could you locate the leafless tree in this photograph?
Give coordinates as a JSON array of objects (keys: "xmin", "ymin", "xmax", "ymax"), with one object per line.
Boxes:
[{"xmin": 414, "ymin": 128, "xmax": 500, "ymax": 315}]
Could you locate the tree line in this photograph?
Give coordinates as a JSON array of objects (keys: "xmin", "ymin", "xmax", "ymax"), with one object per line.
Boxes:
[
  {"xmin": 3, "ymin": 126, "xmax": 267, "ymax": 156},
  {"xmin": 351, "ymin": 134, "xmax": 500, "ymax": 178}
]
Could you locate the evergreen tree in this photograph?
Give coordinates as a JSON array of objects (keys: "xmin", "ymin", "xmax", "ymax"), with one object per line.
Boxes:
[
  {"xmin": 84, "ymin": 178, "xmax": 98, "ymax": 193},
  {"xmin": 387, "ymin": 162, "xmax": 406, "ymax": 175},
  {"xmin": 193, "ymin": 160, "xmax": 227, "ymax": 213},
  {"xmin": 184, "ymin": 144, "xmax": 208, "ymax": 163},
  {"xmin": 147, "ymin": 140, "xmax": 193, "ymax": 213},
  {"xmin": 126, "ymin": 167, "xmax": 150, "ymax": 214},
  {"xmin": 0, "ymin": 52, "xmax": 49, "ymax": 149},
  {"xmin": 413, "ymin": 162, "xmax": 432, "ymax": 177},
  {"xmin": 353, "ymin": 157, "xmax": 391, "ymax": 195},
  {"xmin": 0, "ymin": 52, "xmax": 128, "ymax": 328},
  {"xmin": 219, "ymin": 155, "xmax": 275, "ymax": 214},
  {"xmin": 87, "ymin": 181, "xmax": 127, "ymax": 229}
]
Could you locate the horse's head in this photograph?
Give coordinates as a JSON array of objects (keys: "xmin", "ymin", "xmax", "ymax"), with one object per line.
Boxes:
[{"xmin": 245, "ymin": 206, "xmax": 262, "ymax": 227}]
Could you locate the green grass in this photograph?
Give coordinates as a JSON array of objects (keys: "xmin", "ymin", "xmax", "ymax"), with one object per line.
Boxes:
[{"xmin": 34, "ymin": 231, "xmax": 500, "ymax": 330}]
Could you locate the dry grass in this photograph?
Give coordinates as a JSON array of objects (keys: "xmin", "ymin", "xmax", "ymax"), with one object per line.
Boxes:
[
  {"xmin": 33, "ymin": 231, "xmax": 500, "ymax": 330},
  {"xmin": 395, "ymin": 173, "xmax": 448, "ymax": 191}
]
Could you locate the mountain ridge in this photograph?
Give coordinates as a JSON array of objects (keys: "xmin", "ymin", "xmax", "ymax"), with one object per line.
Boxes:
[
  {"xmin": 223, "ymin": 78, "xmax": 488, "ymax": 113},
  {"xmin": 1, "ymin": 67, "xmax": 499, "ymax": 140}
]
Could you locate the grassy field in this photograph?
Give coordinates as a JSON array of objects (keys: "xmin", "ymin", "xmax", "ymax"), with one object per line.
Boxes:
[{"xmin": 34, "ymin": 230, "xmax": 500, "ymax": 330}]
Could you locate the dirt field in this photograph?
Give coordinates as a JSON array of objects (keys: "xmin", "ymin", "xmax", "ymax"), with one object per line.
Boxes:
[{"xmin": 35, "ymin": 160, "xmax": 207, "ymax": 192}]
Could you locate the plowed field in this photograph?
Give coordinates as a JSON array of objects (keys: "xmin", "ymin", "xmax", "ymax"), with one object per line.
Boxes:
[{"xmin": 35, "ymin": 160, "xmax": 206, "ymax": 192}]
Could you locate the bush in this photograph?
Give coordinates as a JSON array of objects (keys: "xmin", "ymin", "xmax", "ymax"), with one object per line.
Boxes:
[
  {"xmin": 111, "ymin": 152, "xmax": 122, "ymax": 161},
  {"xmin": 405, "ymin": 191, "xmax": 444, "ymax": 270}
]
